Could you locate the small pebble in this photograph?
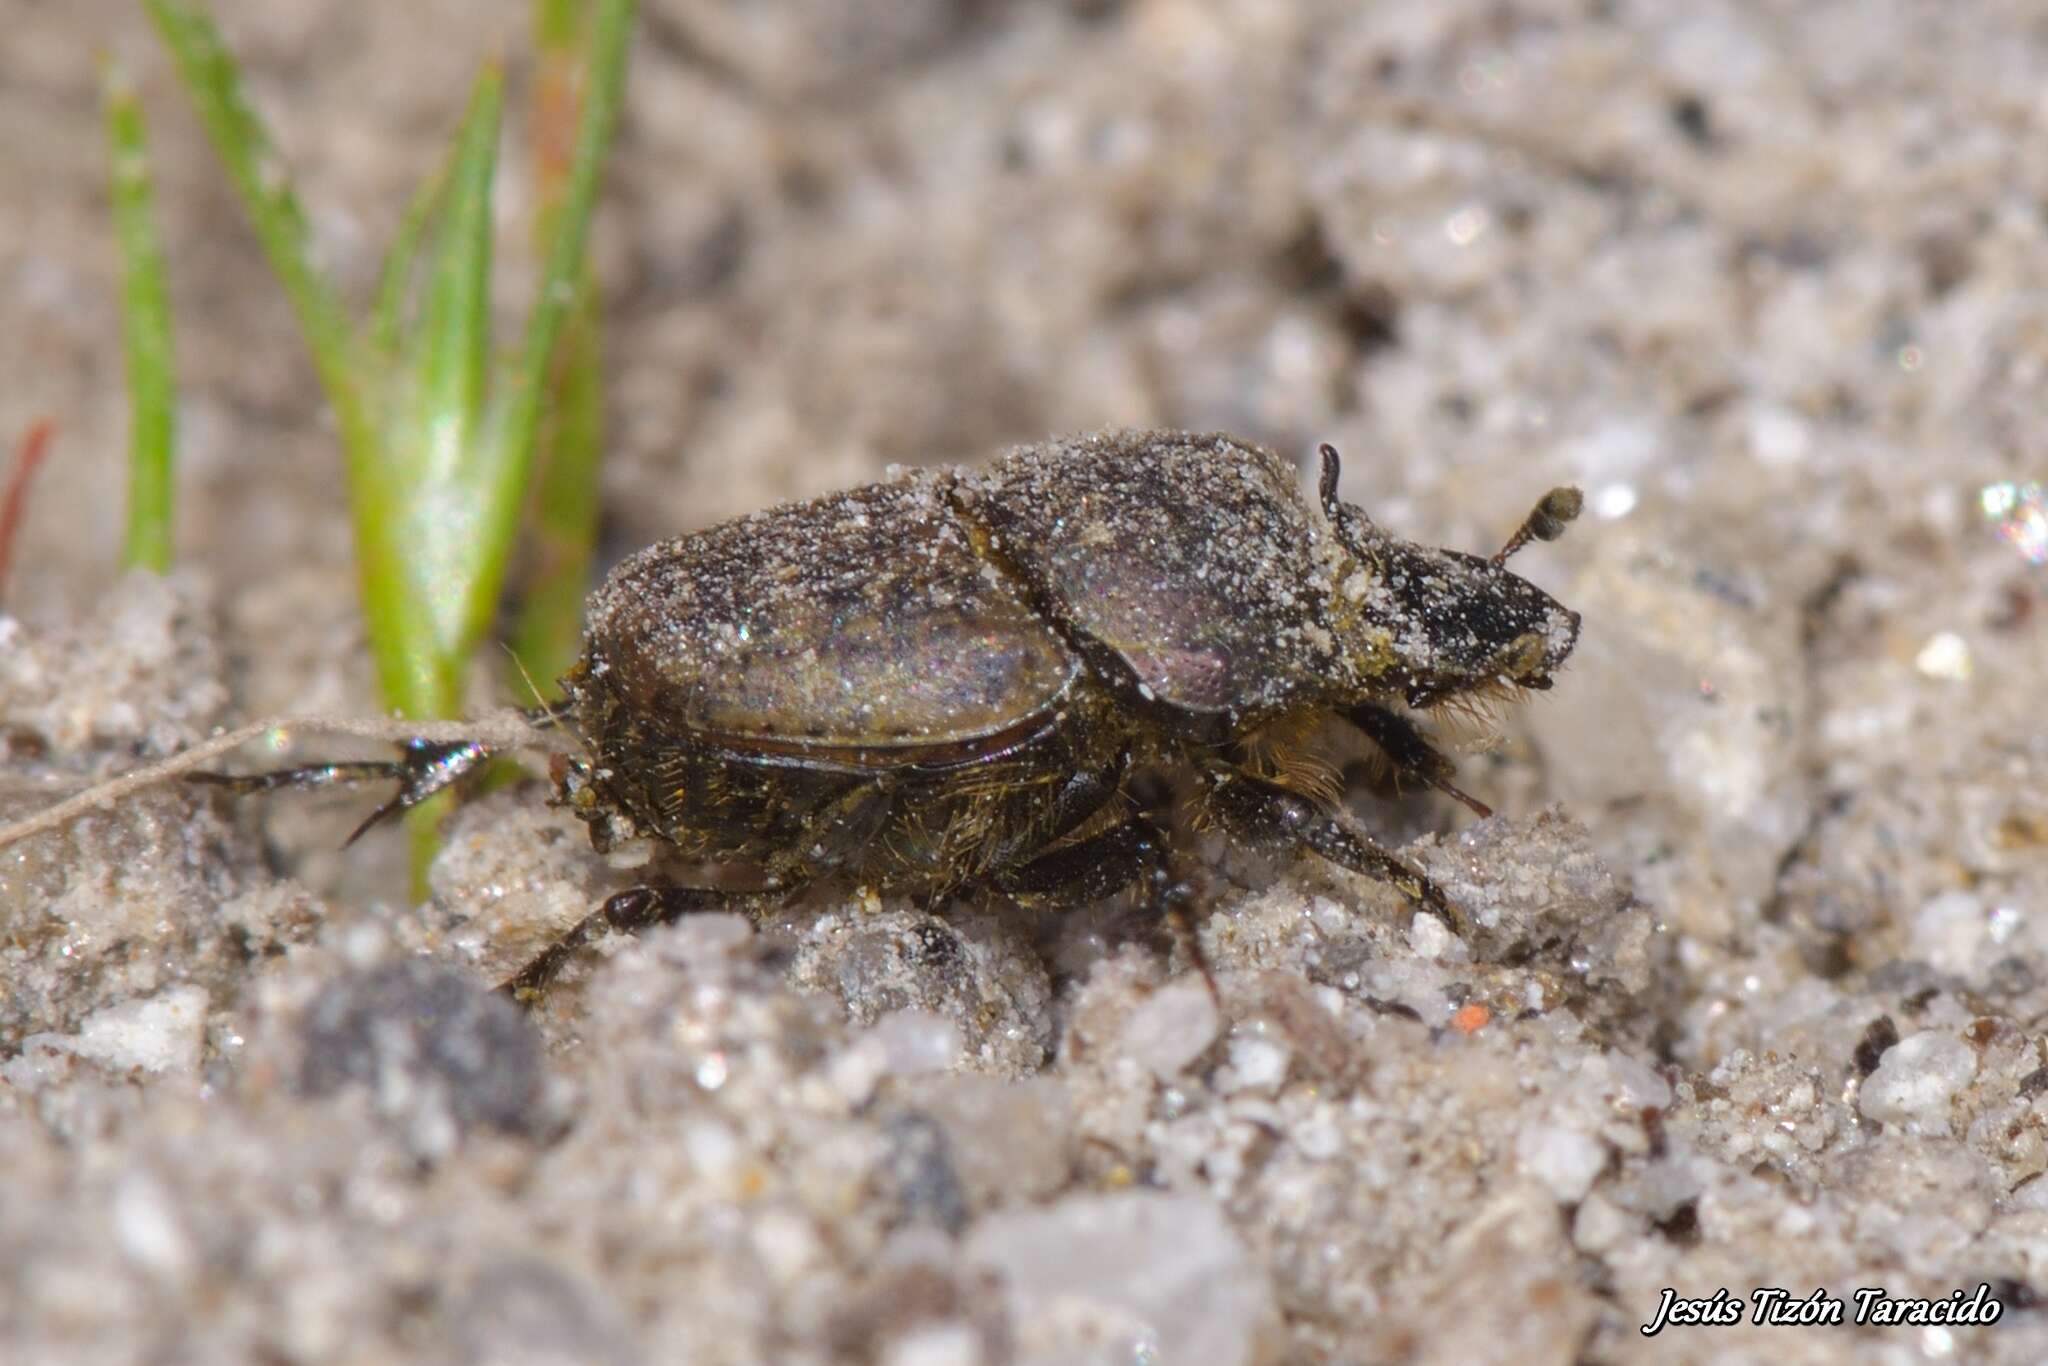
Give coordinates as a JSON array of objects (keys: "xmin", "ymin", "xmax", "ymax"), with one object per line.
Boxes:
[{"xmin": 1859, "ymin": 1031, "xmax": 1978, "ymax": 1136}]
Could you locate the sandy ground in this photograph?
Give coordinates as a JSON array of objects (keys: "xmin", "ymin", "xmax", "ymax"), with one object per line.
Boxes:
[{"xmin": 6, "ymin": 2, "xmax": 2048, "ymax": 1362}]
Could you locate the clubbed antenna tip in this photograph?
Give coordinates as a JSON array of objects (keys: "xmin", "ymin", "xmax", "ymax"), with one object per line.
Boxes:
[{"xmin": 1492, "ymin": 486, "xmax": 1584, "ymax": 566}]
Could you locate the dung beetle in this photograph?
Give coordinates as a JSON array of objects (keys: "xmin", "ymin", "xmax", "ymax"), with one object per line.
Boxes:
[{"xmin": 199, "ymin": 429, "xmax": 1582, "ymax": 998}]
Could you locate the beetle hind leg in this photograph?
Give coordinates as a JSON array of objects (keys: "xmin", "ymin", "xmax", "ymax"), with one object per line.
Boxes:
[
  {"xmin": 187, "ymin": 701, "xmax": 569, "ymax": 846},
  {"xmin": 189, "ymin": 738, "xmax": 496, "ymax": 846},
  {"xmin": 1203, "ymin": 768, "xmax": 1466, "ymax": 936}
]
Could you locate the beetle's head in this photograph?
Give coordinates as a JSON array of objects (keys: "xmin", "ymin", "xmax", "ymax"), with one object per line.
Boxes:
[{"xmin": 1317, "ymin": 445, "xmax": 1582, "ymax": 710}]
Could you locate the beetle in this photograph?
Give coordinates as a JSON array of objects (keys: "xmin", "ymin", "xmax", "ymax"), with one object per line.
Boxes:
[{"xmin": 197, "ymin": 428, "xmax": 1582, "ymax": 998}]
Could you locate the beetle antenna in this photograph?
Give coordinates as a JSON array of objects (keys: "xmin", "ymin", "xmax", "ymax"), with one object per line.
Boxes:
[
  {"xmin": 1492, "ymin": 486, "xmax": 1584, "ymax": 565},
  {"xmin": 500, "ymin": 643, "xmax": 592, "ymax": 760},
  {"xmin": 501, "ymin": 647, "xmax": 577, "ymax": 733},
  {"xmin": 1317, "ymin": 443, "xmax": 1342, "ymax": 521}
]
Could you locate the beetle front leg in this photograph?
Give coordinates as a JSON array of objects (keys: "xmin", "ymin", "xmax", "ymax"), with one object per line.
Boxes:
[
  {"xmin": 1341, "ymin": 702, "xmax": 1492, "ymax": 818},
  {"xmin": 1203, "ymin": 769, "xmax": 1466, "ymax": 935},
  {"xmin": 500, "ymin": 883, "xmax": 790, "ymax": 1003}
]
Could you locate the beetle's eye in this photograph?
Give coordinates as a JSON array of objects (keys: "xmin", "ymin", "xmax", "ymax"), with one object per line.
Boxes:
[{"xmin": 1501, "ymin": 631, "xmax": 1548, "ymax": 678}]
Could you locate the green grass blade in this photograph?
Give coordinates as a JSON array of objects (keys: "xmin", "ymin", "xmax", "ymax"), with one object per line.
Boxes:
[
  {"xmin": 359, "ymin": 68, "xmax": 503, "ymax": 721},
  {"xmin": 402, "ymin": 70, "xmax": 498, "ymax": 498},
  {"xmin": 468, "ymin": 0, "xmax": 636, "ymax": 650},
  {"xmin": 371, "ymin": 72, "xmax": 503, "ymax": 885},
  {"xmin": 534, "ymin": 0, "xmax": 582, "ymax": 54},
  {"xmin": 508, "ymin": 0, "xmax": 635, "ymax": 433},
  {"xmin": 510, "ymin": 0, "xmax": 609, "ymax": 693},
  {"xmin": 102, "ymin": 58, "xmax": 178, "ymax": 574},
  {"xmin": 368, "ymin": 169, "xmax": 446, "ymax": 362},
  {"xmin": 512, "ymin": 288, "xmax": 603, "ymax": 692},
  {"xmin": 142, "ymin": 0, "xmax": 369, "ymax": 464}
]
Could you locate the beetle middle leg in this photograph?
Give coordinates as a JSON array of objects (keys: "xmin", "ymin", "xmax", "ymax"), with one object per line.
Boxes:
[
  {"xmin": 1342, "ymin": 702, "xmax": 1493, "ymax": 818},
  {"xmin": 994, "ymin": 815, "xmax": 1215, "ymax": 998},
  {"xmin": 994, "ymin": 816, "xmax": 1171, "ymax": 907},
  {"xmin": 500, "ymin": 883, "xmax": 794, "ymax": 1002},
  {"xmin": 1202, "ymin": 768, "xmax": 1464, "ymax": 935}
]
